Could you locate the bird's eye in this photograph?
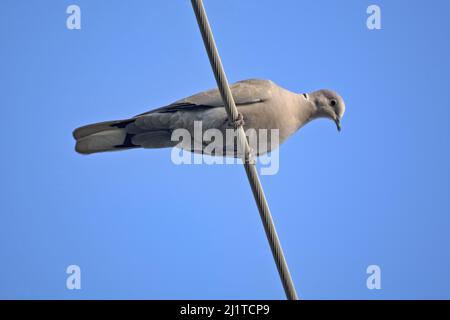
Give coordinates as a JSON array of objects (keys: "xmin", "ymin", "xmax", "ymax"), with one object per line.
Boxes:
[{"xmin": 330, "ymin": 99, "xmax": 337, "ymax": 107}]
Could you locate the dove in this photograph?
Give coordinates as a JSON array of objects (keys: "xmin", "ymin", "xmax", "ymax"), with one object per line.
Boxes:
[{"xmin": 73, "ymin": 79, "xmax": 345, "ymax": 156}]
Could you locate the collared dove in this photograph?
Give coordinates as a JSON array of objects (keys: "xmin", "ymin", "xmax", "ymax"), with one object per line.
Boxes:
[{"xmin": 73, "ymin": 79, "xmax": 345, "ymax": 156}]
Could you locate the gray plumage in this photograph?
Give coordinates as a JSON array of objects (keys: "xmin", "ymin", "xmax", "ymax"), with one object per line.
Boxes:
[{"xmin": 73, "ymin": 79, "xmax": 345, "ymax": 156}]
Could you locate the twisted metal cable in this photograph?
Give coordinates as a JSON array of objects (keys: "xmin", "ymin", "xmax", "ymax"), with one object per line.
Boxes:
[{"xmin": 191, "ymin": 0, "xmax": 299, "ymax": 300}]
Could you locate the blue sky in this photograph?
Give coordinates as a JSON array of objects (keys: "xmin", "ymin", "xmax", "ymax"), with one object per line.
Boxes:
[{"xmin": 0, "ymin": 0, "xmax": 449, "ymax": 299}]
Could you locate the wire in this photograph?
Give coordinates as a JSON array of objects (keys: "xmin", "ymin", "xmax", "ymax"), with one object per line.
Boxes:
[{"xmin": 190, "ymin": 0, "xmax": 299, "ymax": 300}]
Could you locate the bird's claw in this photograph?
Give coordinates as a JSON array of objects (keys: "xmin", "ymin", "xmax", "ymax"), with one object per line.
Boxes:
[{"xmin": 228, "ymin": 113, "xmax": 245, "ymax": 129}]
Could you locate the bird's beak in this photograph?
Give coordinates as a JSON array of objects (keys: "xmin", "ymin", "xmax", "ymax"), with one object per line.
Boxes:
[{"xmin": 335, "ymin": 118, "xmax": 341, "ymax": 132}]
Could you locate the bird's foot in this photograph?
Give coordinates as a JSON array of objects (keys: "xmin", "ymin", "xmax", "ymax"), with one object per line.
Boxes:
[{"xmin": 228, "ymin": 113, "xmax": 245, "ymax": 129}]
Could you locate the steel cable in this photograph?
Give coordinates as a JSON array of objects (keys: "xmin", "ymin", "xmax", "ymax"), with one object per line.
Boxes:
[{"xmin": 191, "ymin": 0, "xmax": 299, "ymax": 300}]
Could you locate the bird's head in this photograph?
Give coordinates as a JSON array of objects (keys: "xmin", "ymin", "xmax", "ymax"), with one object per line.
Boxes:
[{"xmin": 304, "ymin": 89, "xmax": 345, "ymax": 131}]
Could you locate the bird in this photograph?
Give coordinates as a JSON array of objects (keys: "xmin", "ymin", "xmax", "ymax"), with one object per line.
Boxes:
[{"xmin": 73, "ymin": 79, "xmax": 345, "ymax": 157}]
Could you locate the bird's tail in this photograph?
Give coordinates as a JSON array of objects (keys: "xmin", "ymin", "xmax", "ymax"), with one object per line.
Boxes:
[{"xmin": 73, "ymin": 119, "xmax": 138, "ymax": 155}]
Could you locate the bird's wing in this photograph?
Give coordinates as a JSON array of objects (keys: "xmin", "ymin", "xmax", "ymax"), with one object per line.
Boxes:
[{"xmin": 135, "ymin": 79, "xmax": 273, "ymax": 116}]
